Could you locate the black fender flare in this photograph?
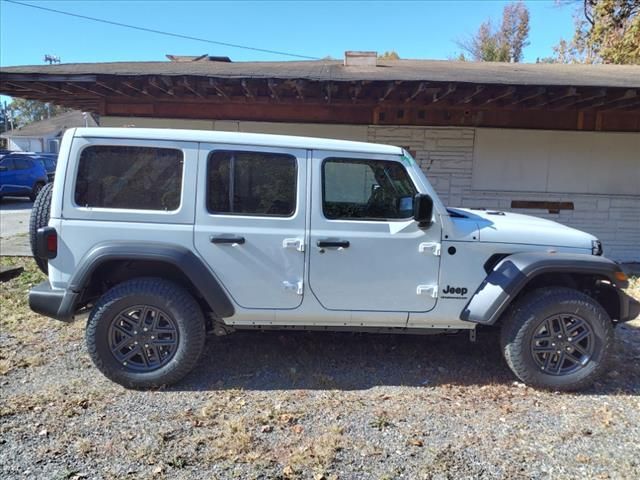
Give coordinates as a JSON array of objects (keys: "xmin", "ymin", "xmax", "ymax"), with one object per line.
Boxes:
[
  {"xmin": 69, "ymin": 242, "xmax": 235, "ymax": 318},
  {"xmin": 459, "ymin": 251, "xmax": 629, "ymax": 325}
]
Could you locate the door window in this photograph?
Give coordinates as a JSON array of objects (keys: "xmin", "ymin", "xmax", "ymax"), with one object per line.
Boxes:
[
  {"xmin": 207, "ymin": 150, "xmax": 297, "ymax": 217},
  {"xmin": 0, "ymin": 158, "xmax": 15, "ymax": 170},
  {"xmin": 322, "ymin": 158, "xmax": 416, "ymax": 220},
  {"xmin": 14, "ymin": 158, "xmax": 32, "ymax": 170}
]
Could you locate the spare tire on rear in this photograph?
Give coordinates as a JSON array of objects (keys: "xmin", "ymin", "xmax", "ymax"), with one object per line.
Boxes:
[{"xmin": 29, "ymin": 182, "xmax": 53, "ymax": 274}]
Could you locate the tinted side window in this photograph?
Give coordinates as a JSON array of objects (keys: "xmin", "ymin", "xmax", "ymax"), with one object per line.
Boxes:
[
  {"xmin": 207, "ymin": 151, "xmax": 297, "ymax": 216},
  {"xmin": 75, "ymin": 146, "xmax": 183, "ymax": 210},
  {"xmin": 15, "ymin": 158, "xmax": 32, "ymax": 170},
  {"xmin": 0, "ymin": 158, "xmax": 15, "ymax": 170},
  {"xmin": 323, "ymin": 158, "xmax": 417, "ymax": 220}
]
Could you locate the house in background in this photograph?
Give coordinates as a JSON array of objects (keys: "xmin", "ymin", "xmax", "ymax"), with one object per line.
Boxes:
[
  {"xmin": 1, "ymin": 52, "xmax": 638, "ymax": 261},
  {"xmin": 0, "ymin": 110, "xmax": 97, "ymax": 153}
]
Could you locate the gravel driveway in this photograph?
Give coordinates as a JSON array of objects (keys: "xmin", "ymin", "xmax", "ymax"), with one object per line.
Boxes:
[{"xmin": 1, "ymin": 258, "xmax": 639, "ymax": 480}]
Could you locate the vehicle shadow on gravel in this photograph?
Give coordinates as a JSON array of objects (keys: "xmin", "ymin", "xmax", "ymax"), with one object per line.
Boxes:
[{"xmin": 174, "ymin": 323, "xmax": 640, "ymax": 394}]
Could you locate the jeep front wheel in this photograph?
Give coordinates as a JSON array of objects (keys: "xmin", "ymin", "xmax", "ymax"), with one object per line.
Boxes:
[
  {"xmin": 500, "ymin": 287, "xmax": 613, "ymax": 391},
  {"xmin": 86, "ymin": 278, "xmax": 206, "ymax": 389}
]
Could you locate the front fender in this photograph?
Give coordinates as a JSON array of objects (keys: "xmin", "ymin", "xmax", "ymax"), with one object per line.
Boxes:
[{"xmin": 460, "ymin": 252, "xmax": 628, "ymax": 325}]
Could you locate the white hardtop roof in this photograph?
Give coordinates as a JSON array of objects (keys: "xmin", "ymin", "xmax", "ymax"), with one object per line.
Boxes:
[{"xmin": 73, "ymin": 127, "xmax": 403, "ymax": 155}]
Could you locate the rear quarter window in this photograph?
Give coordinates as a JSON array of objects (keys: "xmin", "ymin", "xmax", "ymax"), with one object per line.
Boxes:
[{"xmin": 74, "ymin": 145, "xmax": 183, "ymax": 210}]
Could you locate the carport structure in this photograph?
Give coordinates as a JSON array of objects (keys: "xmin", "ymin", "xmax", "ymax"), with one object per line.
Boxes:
[
  {"xmin": 1, "ymin": 55, "xmax": 639, "ymax": 131},
  {"xmin": 1, "ymin": 53, "xmax": 639, "ymax": 262}
]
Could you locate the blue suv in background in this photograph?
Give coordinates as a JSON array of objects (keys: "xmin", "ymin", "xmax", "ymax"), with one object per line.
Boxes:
[{"xmin": 0, "ymin": 153, "xmax": 50, "ymax": 201}]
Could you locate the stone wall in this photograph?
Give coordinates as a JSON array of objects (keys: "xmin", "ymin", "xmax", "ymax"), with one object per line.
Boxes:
[{"xmin": 368, "ymin": 126, "xmax": 640, "ymax": 262}]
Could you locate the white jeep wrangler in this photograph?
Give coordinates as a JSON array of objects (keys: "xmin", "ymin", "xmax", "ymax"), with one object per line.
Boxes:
[{"xmin": 29, "ymin": 128, "xmax": 639, "ymax": 390}]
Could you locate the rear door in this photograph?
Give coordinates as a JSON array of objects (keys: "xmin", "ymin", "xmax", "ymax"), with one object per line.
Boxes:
[
  {"xmin": 14, "ymin": 157, "xmax": 35, "ymax": 191},
  {"xmin": 194, "ymin": 144, "xmax": 307, "ymax": 310}
]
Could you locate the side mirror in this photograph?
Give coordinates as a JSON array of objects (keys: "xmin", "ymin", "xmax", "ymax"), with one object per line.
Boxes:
[{"xmin": 413, "ymin": 194, "xmax": 433, "ymax": 228}]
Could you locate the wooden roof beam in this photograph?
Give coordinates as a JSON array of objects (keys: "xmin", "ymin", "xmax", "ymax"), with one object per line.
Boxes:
[
  {"xmin": 535, "ymin": 87, "xmax": 578, "ymax": 107},
  {"xmin": 325, "ymin": 82, "xmax": 338, "ymax": 103},
  {"xmin": 35, "ymin": 82, "xmax": 74, "ymax": 95},
  {"xmin": 209, "ymin": 79, "xmax": 229, "ymax": 99},
  {"xmin": 96, "ymin": 80, "xmax": 131, "ymax": 97},
  {"xmin": 380, "ymin": 81, "xmax": 401, "ymax": 102},
  {"xmin": 6, "ymin": 81, "xmax": 49, "ymax": 95},
  {"xmin": 510, "ymin": 87, "xmax": 546, "ymax": 106},
  {"xmin": 581, "ymin": 89, "xmax": 635, "ymax": 110},
  {"xmin": 431, "ymin": 84, "xmax": 456, "ymax": 104},
  {"xmin": 405, "ymin": 82, "xmax": 427, "ymax": 103},
  {"xmin": 148, "ymin": 78, "xmax": 174, "ymax": 96},
  {"xmin": 241, "ymin": 80, "xmax": 255, "ymax": 99},
  {"xmin": 181, "ymin": 77, "xmax": 204, "ymax": 98},
  {"xmin": 67, "ymin": 82, "xmax": 107, "ymax": 97},
  {"xmin": 294, "ymin": 80, "xmax": 305, "ymax": 100},
  {"xmin": 459, "ymin": 85, "xmax": 485, "ymax": 104},
  {"xmin": 267, "ymin": 79, "xmax": 280, "ymax": 101},
  {"xmin": 123, "ymin": 81, "xmax": 152, "ymax": 97},
  {"xmin": 564, "ymin": 88, "xmax": 607, "ymax": 110},
  {"xmin": 476, "ymin": 86, "xmax": 516, "ymax": 106},
  {"xmin": 351, "ymin": 83, "xmax": 362, "ymax": 103}
]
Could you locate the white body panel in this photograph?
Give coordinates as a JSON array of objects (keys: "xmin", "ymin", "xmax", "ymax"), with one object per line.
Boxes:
[{"xmin": 47, "ymin": 128, "xmax": 600, "ymax": 331}]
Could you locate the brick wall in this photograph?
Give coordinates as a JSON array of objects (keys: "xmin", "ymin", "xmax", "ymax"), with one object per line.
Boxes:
[{"xmin": 368, "ymin": 126, "xmax": 640, "ymax": 262}]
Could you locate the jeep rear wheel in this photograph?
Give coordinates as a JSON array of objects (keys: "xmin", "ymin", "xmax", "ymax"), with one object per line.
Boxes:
[
  {"xmin": 86, "ymin": 278, "xmax": 206, "ymax": 389},
  {"xmin": 500, "ymin": 287, "xmax": 613, "ymax": 391}
]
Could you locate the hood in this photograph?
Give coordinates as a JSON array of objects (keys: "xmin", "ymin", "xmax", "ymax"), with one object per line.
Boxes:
[{"xmin": 449, "ymin": 208, "xmax": 597, "ymax": 251}]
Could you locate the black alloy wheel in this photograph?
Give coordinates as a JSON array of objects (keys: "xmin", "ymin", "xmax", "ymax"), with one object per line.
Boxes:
[
  {"xmin": 529, "ymin": 313, "xmax": 595, "ymax": 376},
  {"xmin": 108, "ymin": 305, "xmax": 180, "ymax": 372}
]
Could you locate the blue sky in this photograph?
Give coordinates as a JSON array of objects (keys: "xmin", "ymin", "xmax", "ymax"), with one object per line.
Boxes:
[{"xmin": 1, "ymin": 0, "xmax": 579, "ymax": 102}]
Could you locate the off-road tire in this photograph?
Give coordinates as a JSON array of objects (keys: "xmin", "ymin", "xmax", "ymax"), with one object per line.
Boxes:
[
  {"xmin": 500, "ymin": 287, "xmax": 613, "ymax": 391},
  {"xmin": 29, "ymin": 182, "xmax": 53, "ymax": 273},
  {"xmin": 86, "ymin": 278, "xmax": 206, "ymax": 389}
]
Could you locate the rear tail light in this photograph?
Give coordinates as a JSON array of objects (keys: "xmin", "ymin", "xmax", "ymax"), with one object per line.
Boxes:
[{"xmin": 37, "ymin": 227, "xmax": 57, "ymax": 259}]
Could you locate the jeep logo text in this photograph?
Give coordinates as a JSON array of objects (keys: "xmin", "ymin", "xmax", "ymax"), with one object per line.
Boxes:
[{"xmin": 442, "ymin": 285, "xmax": 468, "ymax": 296}]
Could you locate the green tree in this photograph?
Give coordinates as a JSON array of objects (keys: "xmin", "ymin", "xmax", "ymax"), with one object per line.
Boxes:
[
  {"xmin": 457, "ymin": 1, "xmax": 530, "ymax": 62},
  {"xmin": 6, "ymin": 98, "xmax": 70, "ymax": 128},
  {"xmin": 551, "ymin": 0, "xmax": 639, "ymax": 64},
  {"xmin": 378, "ymin": 51, "xmax": 400, "ymax": 60}
]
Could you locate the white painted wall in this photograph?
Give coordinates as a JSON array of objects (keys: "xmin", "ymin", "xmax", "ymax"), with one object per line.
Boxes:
[
  {"xmin": 99, "ymin": 116, "xmax": 640, "ymax": 261},
  {"xmin": 7, "ymin": 137, "xmax": 42, "ymax": 152},
  {"xmin": 473, "ymin": 129, "xmax": 640, "ymax": 196},
  {"xmin": 100, "ymin": 117, "xmax": 369, "ymax": 142}
]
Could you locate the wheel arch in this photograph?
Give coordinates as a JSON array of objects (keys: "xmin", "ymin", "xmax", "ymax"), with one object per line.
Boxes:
[
  {"xmin": 70, "ymin": 242, "xmax": 235, "ymax": 319},
  {"xmin": 460, "ymin": 251, "xmax": 629, "ymax": 326}
]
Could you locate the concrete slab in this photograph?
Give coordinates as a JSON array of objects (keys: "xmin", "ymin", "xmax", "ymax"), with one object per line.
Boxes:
[{"xmin": 1, "ymin": 197, "xmax": 33, "ymax": 256}]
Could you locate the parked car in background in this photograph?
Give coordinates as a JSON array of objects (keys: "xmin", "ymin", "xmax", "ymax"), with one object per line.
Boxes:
[
  {"xmin": 32, "ymin": 153, "xmax": 58, "ymax": 182},
  {"xmin": 0, "ymin": 153, "xmax": 49, "ymax": 200}
]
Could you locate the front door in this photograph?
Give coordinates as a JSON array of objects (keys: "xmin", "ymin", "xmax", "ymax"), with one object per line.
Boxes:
[
  {"xmin": 309, "ymin": 152, "xmax": 441, "ymax": 313},
  {"xmin": 194, "ymin": 144, "xmax": 307, "ymax": 310}
]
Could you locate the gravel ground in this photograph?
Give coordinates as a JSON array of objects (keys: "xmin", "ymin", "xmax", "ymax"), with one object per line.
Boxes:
[{"xmin": 1, "ymin": 258, "xmax": 639, "ymax": 480}]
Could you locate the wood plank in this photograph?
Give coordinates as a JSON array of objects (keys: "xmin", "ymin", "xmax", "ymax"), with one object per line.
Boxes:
[
  {"xmin": 431, "ymin": 84, "xmax": 456, "ymax": 104},
  {"xmin": 405, "ymin": 82, "xmax": 427, "ymax": 103},
  {"xmin": 209, "ymin": 79, "xmax": 230, "ymax": 99}
]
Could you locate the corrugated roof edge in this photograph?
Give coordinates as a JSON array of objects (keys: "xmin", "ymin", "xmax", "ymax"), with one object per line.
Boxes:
[{"xmin": 73, "ymin": 128, "xmax": 404, "ymax": 155}]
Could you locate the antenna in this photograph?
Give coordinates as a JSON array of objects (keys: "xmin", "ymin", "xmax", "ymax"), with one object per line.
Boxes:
[{"xmin": 43, "ymin": 54, "xmax": 61, "ymax": 64}]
